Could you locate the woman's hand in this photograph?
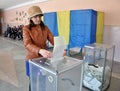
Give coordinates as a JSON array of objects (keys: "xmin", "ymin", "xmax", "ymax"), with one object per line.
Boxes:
[
  {"xmin": 63, "ymin": 50, "xmax": 67, "ymax": 56},
  {"xmin": 39, "ymin": 49, "xmax": 53, "ymax": 58}
]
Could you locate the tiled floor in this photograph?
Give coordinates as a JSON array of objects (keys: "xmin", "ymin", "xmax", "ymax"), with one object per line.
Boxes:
[
  {"xmin": 0, "ymin": 37, "xmax": 29, "ymax": 91},
  {"xmin": 0, "ymin": 37, "xmax": 120, "ymax": 91}
]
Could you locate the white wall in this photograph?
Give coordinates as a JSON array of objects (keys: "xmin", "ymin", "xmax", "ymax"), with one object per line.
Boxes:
[{"xmin": 103, "ymin": 26, "xmax": 120, "ymax": 62}]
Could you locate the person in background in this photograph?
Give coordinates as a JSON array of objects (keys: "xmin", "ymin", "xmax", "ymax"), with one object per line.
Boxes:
[
  {"xmin": 6, "ymin": 24, "xmax": 11, "ymax": 37},
  {"xmin": 22, "ymin": 6, "xmax": 54, "ymax": 91}
]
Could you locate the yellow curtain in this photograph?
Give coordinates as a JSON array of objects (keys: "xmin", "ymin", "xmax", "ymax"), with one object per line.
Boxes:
[
  {"xmin": 57, "ymin": 11, "xmax": 70, "ymax": 45},
  {"xmin": 96, "ymin": 12, "xmax": 104, "ymax": 43}
]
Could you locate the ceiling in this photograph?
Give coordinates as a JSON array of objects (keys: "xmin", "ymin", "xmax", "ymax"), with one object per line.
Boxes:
[{"xmin": 0, "ymin": 0, "xmax": 47, "ymax": 10}]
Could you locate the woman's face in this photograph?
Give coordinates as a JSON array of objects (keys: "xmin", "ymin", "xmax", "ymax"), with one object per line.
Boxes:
[{"xmin": 31, "ymin": 15, "xmax": 42, "ymax": 25}]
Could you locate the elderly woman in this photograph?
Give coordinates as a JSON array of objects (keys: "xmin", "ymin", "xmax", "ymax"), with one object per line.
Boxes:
[{"xmin": 23, "ymin": 6, "xmax": 54, "ymax": 91}]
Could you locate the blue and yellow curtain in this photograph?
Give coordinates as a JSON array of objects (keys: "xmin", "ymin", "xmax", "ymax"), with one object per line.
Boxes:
[
  {"xmin": 44, "ymin": 12, "xmax": 58, "ymax": 36},
  {"xmin": 96, "ymin": 12, "xmax": 104, "ymax": 43},
  {"xmin": 44, "ymin": 9, "xmax": 104, "ymax": 48},
  {"xmin": 57, "ymin": 11, "xmax": 70, "ymax": 45}
]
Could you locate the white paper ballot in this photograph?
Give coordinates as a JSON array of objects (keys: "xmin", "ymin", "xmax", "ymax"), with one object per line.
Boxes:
[
  {"xmin": 51, "ymin": 36, "xmax": 66, "ymax": 62},
  {"xmin": 54, "ymin": 36, "xmax": 65, "ymax": 46}
]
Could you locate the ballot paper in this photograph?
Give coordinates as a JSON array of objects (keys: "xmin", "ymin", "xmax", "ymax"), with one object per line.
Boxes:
[
  {"xmin": 54, "ymin": 36, "xmax": 65, "ymax": 46},
  {"xmin": 51, "ymin": 36, "xmax": 66, "ymax": 62}
]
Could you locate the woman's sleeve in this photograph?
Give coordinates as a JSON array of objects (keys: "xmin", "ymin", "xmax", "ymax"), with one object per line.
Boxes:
[
  {"xmin": 23, "ymin": 26, "xmax": 40, "ymax": 55},
  {"xmin": 46, "ymin": 26, "xmax": 54, "ymax": 46}
]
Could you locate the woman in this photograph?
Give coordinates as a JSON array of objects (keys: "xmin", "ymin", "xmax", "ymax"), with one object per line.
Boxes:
[{"xmin": 23, "ymin": 6, "xmax": 54, "ymax": 91}]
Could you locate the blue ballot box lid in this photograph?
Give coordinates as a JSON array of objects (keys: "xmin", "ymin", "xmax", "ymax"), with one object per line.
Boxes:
[{"xmin": 29, "ymin": 56, "xmax": 83, "ymax": 74}]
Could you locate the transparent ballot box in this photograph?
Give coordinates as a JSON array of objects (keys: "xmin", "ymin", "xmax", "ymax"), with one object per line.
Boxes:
[
  {"xmin": 83, "ymin": 43, "xmax": 115, "ymax": 91},
  {"xmin": 29, "ymin": 56, "xmax": 83, "ymax": 91}
]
